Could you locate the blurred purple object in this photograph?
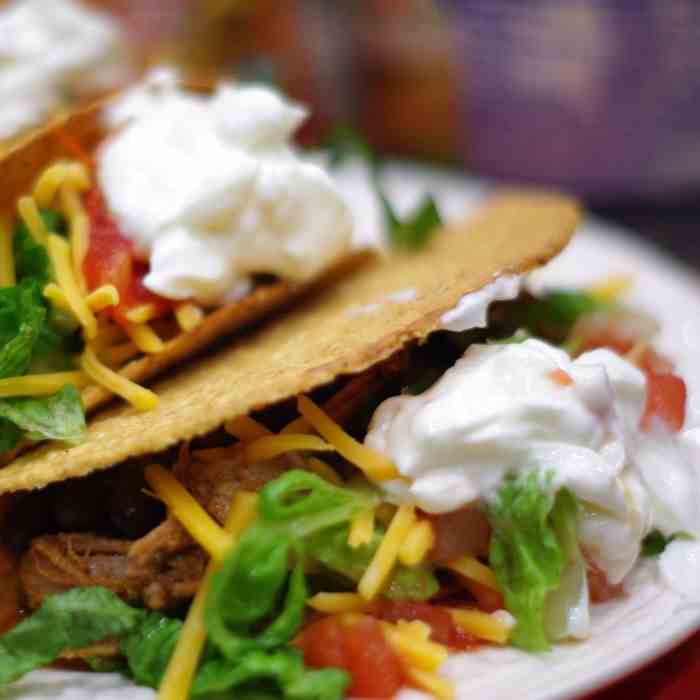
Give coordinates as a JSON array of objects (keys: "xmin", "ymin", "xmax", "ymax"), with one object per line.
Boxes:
[{"xmin": 443, "ymin": 0, "xmax": 700, "ymax": 200}]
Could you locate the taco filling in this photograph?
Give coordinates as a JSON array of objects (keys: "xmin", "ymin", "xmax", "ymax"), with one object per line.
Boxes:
[
  {"xmin": 1, "ymin": 274, "xmax": 696, "ymax": 699},
  {"xmin": 0, "ymin": 74, "xmax": 353, "ymax": 460}
]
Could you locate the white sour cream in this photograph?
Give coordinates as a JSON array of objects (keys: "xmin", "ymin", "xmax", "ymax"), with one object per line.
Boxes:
[
  {"xmin": 0, "ymin": 0, "xmax": 130, "ymax": 140},
  {"xmin": 98, "ymin": 72, "xmax": 353, "ymax": 306},
  {"xmin": 366, "ymin": 340, "xmax": 656, "ymax": 584},
  {"xmin": 441, "ymin": 274, "xmax": 521, "ymax": 331}
]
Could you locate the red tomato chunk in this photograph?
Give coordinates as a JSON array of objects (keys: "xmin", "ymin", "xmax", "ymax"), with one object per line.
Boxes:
[
  {"xmin": 82, "ymin": 186, "xmax": 173, "ymax": 327},
  {"xmin": 298, "ymin": 616, "xmax": 405, "ymax": 699}
]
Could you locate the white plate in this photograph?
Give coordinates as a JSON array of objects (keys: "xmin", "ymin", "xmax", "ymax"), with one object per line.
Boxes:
[{"xmin": 10, "ymin": 164, "xmax": 700, "ymax": 700}]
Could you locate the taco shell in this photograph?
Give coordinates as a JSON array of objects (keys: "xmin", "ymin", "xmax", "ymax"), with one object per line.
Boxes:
[{"xmin": 0, "ymin": 190, "xmax": 581, "ymax": 493}]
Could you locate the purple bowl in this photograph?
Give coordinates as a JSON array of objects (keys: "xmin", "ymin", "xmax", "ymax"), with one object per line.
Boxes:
[{"xmin": 442, "ymin": 0, "xmax": 700, "ymax": 200}]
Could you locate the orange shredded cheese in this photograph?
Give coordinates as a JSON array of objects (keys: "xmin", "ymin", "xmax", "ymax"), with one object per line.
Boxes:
[
  {"xmin": 446, "ymin": 556, "xmax": 500, "ymax": 591},
  {"xmin": 123, "ymin": 321, "xmax": 165, "ymax": 354},
  {"xmin": 398, "ymin": 519, "xmax": 435, "ymax": 566},
  {"xmin": 358, "ymin": 504, "xmax": 416, "ymax": 600},
  {"xmin": 244, "ymin": 433, "xmax": 334, "ymax": 463},
  {"xmin": 124, "ymin": 303, "xmax": 158, "ymax": 324},
  {"xmin": 33, "ymin": 162, "xmax": 68, "ymax": 207},
  {"xmin": 144, "ymin": 464, "xmax": 232, "ymax": 561},
  {"xmin": 156, "ymin": 491, "xmax": 258, "ymax": 700},
  {"xmin": 297, "ymin": 395, "xmax": 400, "ymax": 482},
  {"xmin": 348, "ymin": 508, "xmax": 375, "ymax": 548},
  {"xmin": 17, "ymin": 196, "xmax": 48, "ymax": 245},
  {"xmin": 81, "ymin": 346, "xmax": 158, "ymax": 411},
  {"xmin": 0, "ymin": 372, "xmax": 89, "ymax": 398},
  {"xmin": 0, "ymin": 219, "xmax": 15, "ymax": 287},
  {"xmin": 224, "ymin": 414, "xmax": 271, "ymax": 442},
  {"xmin": 47, "ymin": 233, "xmax": 97, "ymax": 339},
  {"xmin": 307, "ymin": 593, "xmax": 368, "ymax": 614},
  {"xmin": 446, "ymin": 608, "xmax": 510, "ymax": 644}
]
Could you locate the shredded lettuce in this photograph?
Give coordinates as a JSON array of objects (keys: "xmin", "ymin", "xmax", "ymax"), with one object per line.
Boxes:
[
  {"xmin": 0, "ymin": 385, "xmax": 86, "ymax": 445},
  {"xmin": 488, "ymin": 472, "xmax": 582, "ymax": 651},
  {"xmin": 307, "ymin": 524, "xmax": 439, "ymax": 600},
  {"xmin": 0, "ymin": 587, "xmax": 143, "ymax": 686},
  {"xmin": 325, "ymin": 124, "xmax": 443, "ymax": 249},
  {"xmin": 0, "ymin": 210, "xmax": 84, "ymax": 454}
]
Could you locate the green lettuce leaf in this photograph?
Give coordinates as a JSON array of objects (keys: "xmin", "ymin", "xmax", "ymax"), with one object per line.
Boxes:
[
  {"xmin": 205, "ymin": 526, "xmax": 307, "ymax": 660},
  {"xmin": 0, "ymin": 587, "xmax": 144, "ymax": 686},
  {"xmin": 488, "ymin": 472, "xmax": 581, "ymax": 651},
  {"xmin": 259, "ymin": 469, "xmax": 379, "ymax": 538},
  {"xmin": 192, "ymin": 648, "xmax": 348, "ymax": 700},
  {"xmin": 121, "ymin": 612, "xmax": 182, "ymax": 689},
  {"xmin": 307, "ymin": 524, "xmax": 439, "ymax": 601},
  {"xmin": 0, "ymin": 385, "xmax": 86, "ymax": 444},
  {"xmin": 0, "ymin": 283, "xmax": 47, "ymax": 379}
]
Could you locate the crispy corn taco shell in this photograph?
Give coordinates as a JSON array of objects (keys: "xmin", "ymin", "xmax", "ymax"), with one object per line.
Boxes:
[
  {"xmin": 0, "ymin": 190, "xmax": 581, "ymax": 493},
  {"xmin": 0, "ymin": 97, "xmax": 367, "ymax": 464}
]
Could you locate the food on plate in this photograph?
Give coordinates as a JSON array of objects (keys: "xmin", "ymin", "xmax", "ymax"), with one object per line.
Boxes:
[
  {"xmin": 0, "ymin": 71, "xmax": 358, "ymax": 464},
  {"xmin": 0, "ymin": 0, "xmax": 133, "ymax": 150},
  {"xmin": 7, "ymin": 190, "xmax": 695, "ymax": 699}
]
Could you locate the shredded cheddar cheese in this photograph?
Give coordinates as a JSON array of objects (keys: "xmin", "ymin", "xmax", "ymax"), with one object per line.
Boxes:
[
  {"xmin": 17, "ymin": 196, "xmax": 49, "ymax": 245},
  {"xmin": 381, "ymin": 621, "xmax": 448, "ymax": 673},
  {"xmin": 224, "ymin": 414, "xmax": 271, "ymax": 442},
  {"xmin": 175, "ymin": 303, "xmax": 205, "ymax": 333},
  {"xmin": 398, "ymin": 519, "xmax": 435, "ymax": 566},
  {"xmin": 86, "ymin": 285, "xmax": 119, "ymax": 311},
  {"xmin": 48, "ymin": 233, "xmax": 98, "ymax": 339},
  {"xmin": 123, "ymin": 321, "xmax": 165, "ymax": 354},
  {"xmin": 244, "ymin": 433, "xmax": 334, "ymax": 463},
  {"xmin": 65, "ymin": 162, "xmax": 90, "ymax": 191},
  {"xmin": 404, "ymin": 667, "xmax": 454, "ymax": 700},
  {"xmin": 446, "ymin": 556, "xmax": 500, "ymax": 591},
  {"xmin": 157, "ymin": 491, "xmax": 258, "ymax": 700},
  {"xmin": 395, "ymin": 619, "xmax": 431, "ymax": 641},
  {"xmin": 145, "ymin": 464, "xmax": 232, "ymax": 561},
  {"xmin": 81, "ymin": 346, "xmax": 158, "ymax": 411},
  {"xmin": 44, "ymin": 283, "xmax": 119, "ymax": 315},
  {"xmin": 348, "ymin": 508, "xmax": 375, "ymax": 548},
  {"xmin": 33, "ymin": 162, "xmax": 68, "ymax": 207},
  {"xmin": 307, "ymin": 593, "xmax": 368, "ymax": 614},
  {"xmin": 124, "ymin": 303, "xmax": 158, "ymax": 324},
  {"xmin": 358, "ymin": 504, "xmax": 416, "ymax": 600},
  {"xmin": 0, "ymin": 219, "xmax": 15, "ymax": 287},
  {"xmin": 0, "ymin": 371, "xmax": 89, "ymax": 398},
  {"xmin": 446, "ymin": 608, "xmax": 510, "ymax": 644},
  {"xmin": 297, "ymin": 395, "xmax": 400, "ymax": 482}
]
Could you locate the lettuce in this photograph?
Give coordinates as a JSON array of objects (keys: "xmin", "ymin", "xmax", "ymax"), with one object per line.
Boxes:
[
  {"xmin": 0, "ymin": 587, "xmax": 143, "ymax": 686},
  {"xmin": 0, "ymin": 210, "xmax": 84, "ymax": 454},
  {"xmin": 307, "ymin": 524, "xmax": 439, "ymax": 601},
  {"xmin": 0, "ymin": 385, "xmax": 86, "ymax": 445},
  {"xmin": 488, "ymin": 472, "xmax": 582, "ymax": 651}
]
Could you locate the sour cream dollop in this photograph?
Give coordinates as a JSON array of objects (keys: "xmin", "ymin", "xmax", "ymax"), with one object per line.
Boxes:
[
  {"xmin": 366, "ymin": 339, "xmax": 654, "ymax": 583},
  {"xmin": 98, "ymin": 72, "xmax": 353, "ymax": 306},
  {"xmin": 0, "ymin": 0, "xmax": 130, "ymax": 140}
]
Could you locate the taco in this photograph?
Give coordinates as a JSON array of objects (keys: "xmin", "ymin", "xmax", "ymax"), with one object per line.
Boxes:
[
  {"xmin": 13, "ymin": 190, "xmax": 695, "ymax": 699},
  {"xmin": 0, "ymin": 71, "xmax": 361, "ymax": 465},
  {"xmin": 0, "ymin": 189, "xmax": 594, "ymax": 700}
]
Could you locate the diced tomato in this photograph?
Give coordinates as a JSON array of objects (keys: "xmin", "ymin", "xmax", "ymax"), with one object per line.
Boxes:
[
  {"xmin": 298, "ymin": 616, "xmax": 404, "ymax": 698},
  {"xmin": 642, "ymin": 372, "xmax": 686, "ymax": 433},
  {"xmin": 370, "ymin": 600, "xmax": 481, "ymax": 651},
  {"xmin": 428, "ymin": 505, "xmax": 491, "ymax": 562},
  {"xmin": 82, "ymin": 186, "xmax": 173, "ymax": 327},
  {"xmin": 0, "ymin": 545, "xmax": 24, "ymax": 635}
]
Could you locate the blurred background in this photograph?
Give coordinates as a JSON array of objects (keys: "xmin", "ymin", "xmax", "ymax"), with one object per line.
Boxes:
[{"xmin": 8, "ymin": 0, "xmax": 700, "ymax": 265}]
